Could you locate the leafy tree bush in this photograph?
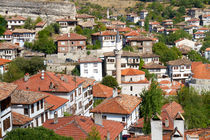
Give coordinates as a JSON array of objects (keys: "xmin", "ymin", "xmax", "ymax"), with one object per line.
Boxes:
[
  {"xmin": 72, "ymin": 66, "xmax": 80, "ymax": 76},
  {"xmin": 140, "ymin": 81, "xmax": 164, "ymax": 134},
  {"xmin": 101, "ymin": 75, "xmax": 118, "ymax": 89},
  {"xmin": 0, "ymin": 15, "xmax": 7, "ymax": 35},
  {"xmin": 5, "ymin": 127, "xmax": 73, "ymax": 140},
  {"xmin": 93, "ymin": 99, "xmax": 104, "ymax": 107},
  {"xmin": 188, "ymin": 50, "xmax": 210, "ymax": 63},
  {"xmin": 86, "ymin": 127, "xmax": 101, "ymax": 140},
  {"xmin": 123, "ymin": 45, "xmax": 134, "ymax": 52}
]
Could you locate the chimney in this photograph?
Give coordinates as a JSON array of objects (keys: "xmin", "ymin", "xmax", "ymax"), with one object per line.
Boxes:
[
  {"xmin": 174, "ymin": 112, "xmax": 185, "ymax": 139},
  {"xmin": 54, "ymin": 111, "xmax": 58, "ymax": 124},
  {"xmin": 41, "ymin": 70, "xmax": 45, "ymax": 80},
  {"xmin": 24, "ymin": 73, "xmax": 30, "ymax": 82},
  {"xmin": 151, "ymin": 113, "xmax": 162, "ymax": 140},
  {"xmin": 107, "ymin": 131, "xmax": 110, "ymax": 140},
  {"xmin": 94, "ymin": 114, "xmax": 103, "ymax": 126},
  {"xmin": 67, "ymin": 33, "xmax": 70, "ymax": 37}
]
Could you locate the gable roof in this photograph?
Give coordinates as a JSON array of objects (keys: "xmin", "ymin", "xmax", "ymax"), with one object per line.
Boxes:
[
  {"xmin": 124, "ymin": 31, "xmax": 139, "ymax": 37},
  {"xmin": 92, "ymin": 31, "xmax": 117, "ymax": 36},
  {"xmin": 6, "ymin": 16, "xmax": 26, "ymax": 21},
  {"xmin": 12, "ymin": 112, "xmax": 33, "ymax": 126},
  {"xmin": 56, "ymin": 33, "xmax": 87, "ymax": 41},
  {"xmin": 167, "ymin": 58, "xmax": 192, "ymax": 66},
  {"xmin": 11, "ymin": 90, "xmax": 48, "ymax": 105},
  {"xmin": 143, "ymin": 62, "xmax": 167, "ymax": 69},
  {"xmin": 76, "ymin": 14, "xmax": 95, "ymax": 19},
  {"xmin": 127, "ymin": 36, "xmax": 153, "ymax": 41},
  {"xmin": 35, "ymin": 21, "xmax": 47, "ymax": 27},
  {"xmin": 104, "ymin": 51, "xmax": 139, "ymax": 57},
  {"xmin": 14, "ymin": 71, "xmax": 85, "ymax": 93},
  {"xmin": 191, "ymin": 62, "xmax": 210, "ymax": 79},
  {"xmin": 43, "ymin": 115, "xmax": 125, "ymax": 140},
  {"xmin": 13, "ymin": 29, "xmax": 35, "ymax": 34},
  {"xmin": 121, "ymin": 68, "xmax": 145, "ymax": 76},
  {"xmin": 0, "ymin": 42, "xmax": 20, "ymax": 50},
  {"xmin": 93, "ymin": 83, "xmax": 113, "ymax": 98},
  {"xmin": 91, "ymin": 94, "xmax": 141, "ymax": 115},
  {"xmin": 0, "ymin": 58, "xmax": 11, "ymax": 66},
  {"xmin": 78, "ymin": 57, "xmax": 102, "ymax": 63},
  {"xmin": 0, "ymin": 82, "xmax": 17, "ymax": 101},
  {"xmin": 3, "ymin": 30, "xmax": 13, "ymax": 35}
]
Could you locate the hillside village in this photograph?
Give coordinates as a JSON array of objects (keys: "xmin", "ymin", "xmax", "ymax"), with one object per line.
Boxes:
[{"xmin": 0, "ymin": 0, "xmax": 209, "ymax": 139}]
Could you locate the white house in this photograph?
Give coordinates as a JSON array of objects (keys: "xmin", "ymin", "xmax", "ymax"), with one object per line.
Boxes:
[
  {"xmin": 91, "ymin": 94, "xmax": 141, "ymax": 135},
  {"xmin": 56, "ymin": 18, "xmax": 77, "ymax": 34},
  {"xmin": 175, "ymin": 38, "xmax": 196, "ymax": 51},
  {"xmin": 121, "ymin": 68, "xmax": 149, "ymax": 97},
  {"xmin": 11, "ymin": 90, "xmax": 49, "ymax": 128},
  {"xmin": 182, "ymin": 15, "xmax": 191, "ymax": 21},
  {"xmin": 0, "ymin": 82, "xmax": 17, "ymax": 138},
  {"xmin": 189, "ymin": 62, "xmax": 210, "ymax": 93},
  {"xmin": 187, "ymin": 18, "xmax": 200, "ymax": 26},
  {"xmin": 0, "ymin": 42, "xmax": 21, "ymax": 60},
  {"xmin": 0, "ymin": 30, "xmax": 13, "ymax": 42},
  {"xmin": 6, "ymin": 16, "xmax": 26, "ymax": 29},
  {"xmin": 79, "ymin": 57, "xmax": 102, "ymax": 81},
  {"xmin": 12, "ymin": 29, "xmax": 35, "ymax": 48},
  {"xmin": 205, "ymin": 48, "xmax": 210, "ymax": 61},
  {"xmin": 142, "ymin": 62, "xmax": 167, "ymax": 78},
  {"xmin": 193, "ymin": 31, "xmax": 206, "ymax": 40},
  {"xmin": 140, "ymin": 10, "xmax": 148, "ymax": 19},
  {"xmin": 0, "ymin": 58, "xmax": 11, "ymax": 75},
  {"xmin": 91, "ymin": 31, "xmax": 123, "ymax": 53},
  {"xmin": 167, "ymin": 58, "xmax": 192, "ymax": 83},
  {"xmin": 126, "ymin": 13, "xmax": 140, "ymax": 24},
  {"xmin": 13, "ymin": 71, "xmax": 94, "ymax": 117},
  {"xmin": 202, "ymin": 14, "xmax": 210, "ymax": 26}
]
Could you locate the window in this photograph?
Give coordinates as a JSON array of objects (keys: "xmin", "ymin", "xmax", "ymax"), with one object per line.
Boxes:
[
  {"xmin": 107, "ymin": 59, "xmax": 114, "ymax": 62},
  {"xmin": 186, "ymin": 65, "xmax": 190, "ymax": 69},
  {"xmin": 75, "ymin": 90, "xmax": 77, "ymax": 97},
  {"xmin": 80, "ymin": 41, "xmax": 84, "ymax": 45},
  {"xmin": 94, "ymin": 69, "xmax": 98, "ymax": 73},
  {"xmin": 70, "ymin": 94, "xmax": 73, "ymax": 102},
  {"xmin": 37, "ymin": 101, "xmax": 39, "ymax": 111},
  {"xmin": 84, "ymin": 69, "xmax": 88, "ymax": 74},
  {"xmin": 84, "ymin": 64, "xmax": 88, "ymax": 68},
  {"xmin": 94, "ymin": 63, "xmax": 98, "ymax": 67},
  {"xmin": 79, "ymin": 88, "xmax": 82, "ymax": 95},
  {"xmin": 61, "ymin": 47, "xmax": 65, "ymax": 51},
  {"xmin": 173, "ymin": 66, "xmax": 178, "ymax": 70},
  {"xmin": 61, "ymin": 41, "xmax": 65, "ymax": 45},
  {"xmin": 3, "ymin": 117, "xmax": 11, "ymax": 131},
  {"xmin": 31, "ymin": 104, "xmax": 34, "ymax": 113},
  {"xmin": 41, "ymin": 100, "xmax": 43, "ymax": 109},
  {"xmin": 79, "ymin": 101, "xmax": 82, "ymax": 109},
  {"xmin": 122, "ymin": 117, "xmax": 125, "ymax": 122},
  {"xmin": 102, "ymin": 115, "xmax": 107, "ymax": 120},
  {"xmin": 41, "ymin": 114, "xmax": 44, "ymax": 123},
  {"xmin": 130, "ymin": 78, "xmax": 132, "ymax": 81},
  {"xmin": 36, "ymin": 118, "xmax": 39, "ymax": 127},
  {"xmin": 24, "ymin": 108, "xmax": 29, "ymax": 115},
  {"xmin": 71, "ymin": 41, "xmax": 74, "ymax": 45},
  {"xmin": 121, "ymin": 64, "xmax": 126, "ymax": 67},
  {"xmin": 45, "ymin": 112, "xmax": 48, "ymax": 120},
  {"xmin": 130, "ymin": 86, "xmax": 133, "ymax": 91},
  {"xmin": 84, "ymin": 92, "xmax": 88, "ymax": 98}
]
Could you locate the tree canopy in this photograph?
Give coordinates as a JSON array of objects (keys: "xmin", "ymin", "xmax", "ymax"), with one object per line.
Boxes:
[
  {"xmin": 5, "ymin": 127, "xmax": 73, "ymax": 140},
  {"xmin": 86, "ymin": 127, "xmax": 101, "ymax": 140},
  {"xmin": 140, "ymin": 81, "xmax": 164, "ymax": 134},
  {"xmin": 0, "ymin": 15, "xmax": 7, "ymax": 35},
  {"xmin": 187, "ymin": 50, "xmax": 210, "ymax": 63},
  {"xmin": 101, "ymin": 75, "xmax": 118, "ymax": 89}
]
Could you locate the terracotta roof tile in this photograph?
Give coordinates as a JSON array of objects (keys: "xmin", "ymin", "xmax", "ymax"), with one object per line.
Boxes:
[
  {"xmin": 143, "ymin": 62, "xmax": 167, "ymax": 69},
  {"xmin": 41, "ymin": 92, "xmax": 68, "ymax": 111},
  {"xmin": 124, "ymin": 31, "xmax": 139, "ymax": 37},
  {"xmin": 79, "ymin": 77, "xmax": 95, "ymax": 89},
  {"xmin": 91, "ymin": 94, "xmax": 141, "ymax": 115},
  {"xmin": 206, "ymin": 48, "xmax": 210, "ymax": 51},
  {"xmin": 6, "ymin": 16, "xmax": 26, "ymax": 21},
  {"xmin": 191, "ymin": 62, "xmax": 210, "ymax": 79},
  {"xmin": 104, "ymin": 51, "xmax": 139, "ymax": 57},
  {"xmin": 76, "ymin": 14, "xmax": 95, "ymax": 19},
  {"xmin": 194, "ymin": 31, "xmax": 205, "ymax": 34},
  {"xmin": 56, "ymin": 33, "xmax": 87, "ymax": 41},
  {"xmin": 140, "ymin": 53, "xmax": 159, "ymax": 58},
  {"xmin": 127, "ymin": 36, "xmax": 153, "ymax": 41},
  {"xmin": 0, "ymin": 42, "xmax": 19, "ymax": 50},
  {"xmin": 203, "ymin": 14, "xmax": 210, "ymax": 17},
  {"xmin": 35, "ymin": 21, "xmax": 47, "ymax": 27},
  {"xmin": 3, "ymin": 30, "xmax": 13, "ymax": 35},
  {"xmin": 13, "ymin": 29, "xmax": 35, "ymax": 34},
  {"xmin": 12, "ymin": 112, "xmax": 33, "ymax": 126},
  {"xmin": 159, "ymin": 80, "xmax": 171, "ymax": 84},
  {"xmin": 43, "ymin": 115, "xmax": 125, "ymax": 140},
  {"xmin": 117, "ymin": 27, "xmax": 132, "ymax": 32},
  {"xmin": 167, "ymin": 58, "xmax": 192, "ymax": 66},
  {"xmin": 187, "ymin": 18, "xmax": 200, "ymax": 22},
  {"xmin": 92, "ymin": 31, "xmax": 117, "ymax": 36},
  {"xmin": 79, "ymin": 57, "xmax": 102, "ymax": 63},
  {"xmin": 121, "ymin": 79, "xmax": 149, "ymax": 84},
  {"xmin": 0, "ymin": 82, "xmax": 17, "ymax": 101},
  {"xmin": 0, "ymin": 58, "xmax": 11, "ymax": 66},
  {"xmin": 111, "ymin": 21, "xmax": 126, "ymax": 25},
  {"xmin": 93, "ymin": 83, "xmax": 113, "ymax": 98},
  {"xmin": 121, "ymin": 68, "xmax": 145, "ymax": 76},
  {"xmin": 198, "ymin": 27, "xmax": 209, "ymax": 30},
  {"xmin": 11, "ymin": 90, "xmax": 48, "ymax": 105},
  {"xmin": 133, "ymin": 117, "xmax": 144, "ymax": 128},
  {"xmin": 14, "ymin": 71, "xmax": 85, "ymax": 93}
]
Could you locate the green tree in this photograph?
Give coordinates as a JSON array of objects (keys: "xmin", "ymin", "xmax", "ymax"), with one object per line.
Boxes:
[
  {"xmin": 188, "ymin": 50, "xmax": 209, "ymax": 63},
  {"xmin": 140, "ymin": 81, "xmax": 163, "ymax": 134},
  {"xmin": 144, "ymin": 16, "xmax": 149, "ymax": 31},
  {"xmin": 101, "ymin": 75, "xmax": 118, "ymax": 89},
  {"xmin": 177, "ymin": 87, "xmax": 209, "ymax": 129},
  {"xmin": 35, "ymin": 16, "xmax": 42, "ymax": 24},
  {"xmin": 5, "ymin": 127, "xmax": 73, "ymax": 140},
  {"xmin": 123, "ymin": 45, "xmax": 134, "ymax": 52},
  {"xmin": 0, "ymin": 15, "xmax": 7, "ymax": 35},
  {"xmin": 141, "ymin": 69, "xmax": 156, "ymax": 81},
  {"xmin": 72, "ymin": 66, "xmax": 80, "ymax": 76},
  {"xmin": 86, "ymin": 127, "xmax": 101, "ymax": 140},
  {"xmin": 24, "ymin": 17, "xmax": 35, "ymax": 29},
  {"xmin": 139, "ymin": 58, "xmax": 144, "ymax": 70}
]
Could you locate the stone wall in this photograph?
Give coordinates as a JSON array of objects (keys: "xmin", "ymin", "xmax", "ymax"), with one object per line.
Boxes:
[{"xmin": 0, "ymin": 0, "xmax": 76, "ymax": 22}]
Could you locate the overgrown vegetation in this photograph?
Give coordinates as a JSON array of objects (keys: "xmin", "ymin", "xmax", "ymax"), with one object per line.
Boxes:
[
  {"xmin": 0, "ymin": 15, "xmax": 7, "ymax": 35},
  {"xmin": 93, "ymin": 99, "xmax": 104, "ymax": 107},
  {"xmin": 101, "ymin": 75, "xmax": 118, "ymax": 89},
  {"xmin": 24, "ymin": 17, "xmax": 42, "ymax": 30},
  {"xmin": 200, "ymin": 31, "xmax": 210, "ymax": 53},
  {"xmin": 24, "ymin": 23, "xmax": 59, "ymax": 54},
  {"xmin": 188, "ymin": 50, "xmax": 210, "ymax": 63}
]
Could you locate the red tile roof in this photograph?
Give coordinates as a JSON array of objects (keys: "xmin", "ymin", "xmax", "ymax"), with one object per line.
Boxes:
[
  {"xmin": 79, "ymin": 57, "xmax": 102, "ymax": 63},
  {"xmin": 111, "ymin": 21, "xmax": 126, "ymax": 25},
  {"xmin": 3, "ymin": 30, "xmax": 13, "ymax": 35},
  {"xmin": 43, "ymin": 115, "xmax": 125, "ymax": 140},
  {"xmin": 93, "ymin": 83, "xmax": 113, "ymax": 98},
  {"xmin": 127, "ymin": 36, "xmax": 153, "ymax": 41},
  {"xmin": 14, "ymin": 71, "xmax": 85, "ymax": 93},
  {"xmin": 187, "ymin": 18, "xmax": 200, "ymax": 22},
  {"xmin": 194, "ymin": 31, "xmax": 205, "ymax": 34},
  {"xmin": 6, "ymin": 16, "xmax": 26, "ymax": 21},
  {"xmin": 0, "ymin": 42, "xmax": 20, "ymax": 50},
  {"xmin": 167, "ymin": 58, "xmax": 192, "ymax": 65},
  {"xmin": 198, "ymin": 27, "xmax": 209, "ymax": 30},
  {"xmin": 91, "ymin": 94, "xmax": 141, "ymax": 115},
  {"xmin": 12, "ymin": 112, "xmax": 33, "ymax": 126},
  {"xmin": 0, "ymin": 58, "xmax": 11, "ymax": 66},
  {"xmin": 92, "ymin": 31, "xmax": 117, "ymax": 36},
  {"xmin": 206, "ymin": 48, "xmax": 210, "ymax": 51},
  {"xmin": 35, "ymin": 21, "xmax": 47, "ymax": 27},
  {"xmin": 13, "ymin": 29, "xmax": 35, "ymax": 34},
  {"xmin": 143, "ymin": 62, "xmax": 167, "ymax": 69},
  {"xmin": 191, "ymin": 62, "xmax": 210, "ymax": 79},
  {"xmin": 41, "ymin": 92, "xmax": 68, "ymax": 111},
  {"xmin": 117, "ymin": 27, "xmax": 132, "ymax": 32},
  {"xmin": 159, "ymin": 80, "xmax": 171, "ymax": 84},
  {"xmin": 0, "ymin": 82, "xmax": 17, "ymax": 101},
  {"xmin": 11, "ymin": 90, "xmax": 48, "ymax": 105},
  {"xmin": 121, "ymin": 79, "xmax": 149, "ymax": 84},
  {"xmin": 203, "ymin": 14, "xmax": 210, "ymax": 17},
  {"xmin": 124, "ymin": 31, "xmax": 140, "ymax": 37},
  {"xmin": 56, "ymin": 33, "xmax": 87, "ymax": 41},
  {"xmin": 121, "ymin": 68, "xmax": 145, "ymax": 76}
]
